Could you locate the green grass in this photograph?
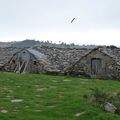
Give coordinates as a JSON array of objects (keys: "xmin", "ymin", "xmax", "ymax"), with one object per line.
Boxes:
[{"xmin": 0, "ymin": 72, "xmax": 120, "ymax": 120}]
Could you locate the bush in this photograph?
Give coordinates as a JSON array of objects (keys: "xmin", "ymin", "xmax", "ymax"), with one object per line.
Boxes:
[
  {"xmin": 90, "ymin": 88, "xmax": 109, "ymax": 104},
  {"xmin": 109, "ymin": 91, "xmax": 120, "ymax": 114},
  {"xmin": 84, "ymin": 88, "xmax": 120, "ymax": 115}
]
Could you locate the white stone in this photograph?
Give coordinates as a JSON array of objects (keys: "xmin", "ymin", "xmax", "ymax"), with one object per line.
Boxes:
[
  {"xmin": 63, "ymin": 79, "xmax": 71, "ymax": 82},
  {"xmin": 75, "ymin": 112, "xmax": 86, "ymax": 117},
  {"xmin": 104, "ymin": 102, "xmax": 117, "ymax": 113},
  {"xmin": 11, "ymin": 99, "xmax": 23, "ymax": 103},
  {"xmin": 1, "ymin": 110, "xmax": 8, "ymax": 113}
]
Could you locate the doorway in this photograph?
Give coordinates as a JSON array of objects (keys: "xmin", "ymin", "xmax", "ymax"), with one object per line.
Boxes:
[{"xmin": 91, "ymin": 58, "xmax": 102, "ymax": 75}]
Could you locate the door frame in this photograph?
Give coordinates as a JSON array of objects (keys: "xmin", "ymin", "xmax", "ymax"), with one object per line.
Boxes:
[{"xmin": 91, "ymin": 58, "xmax": 102, "ymax": 76}]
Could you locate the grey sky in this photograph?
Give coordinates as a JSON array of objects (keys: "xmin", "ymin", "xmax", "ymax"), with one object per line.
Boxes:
[{"xmin": 0, "ymin": 0, "xmax": 120, "ymax": 45}]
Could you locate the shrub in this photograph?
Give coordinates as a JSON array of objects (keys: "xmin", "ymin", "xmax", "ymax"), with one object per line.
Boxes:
[
  {"xmin": 90, "ymin": 88, "xmax": 109, "ymax": 104},
  {"xmin": 84, "ymin": 88, "xmax": 120, "ymax": 115}
]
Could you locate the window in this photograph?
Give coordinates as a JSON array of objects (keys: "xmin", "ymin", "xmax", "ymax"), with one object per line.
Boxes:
[
  {"xmin": 12, "ymin": 60, "xmax": 15, "ymax": 63},
  {"xmin": 33, "ymin": 61, "xmax": 37, "ymax": 65}
]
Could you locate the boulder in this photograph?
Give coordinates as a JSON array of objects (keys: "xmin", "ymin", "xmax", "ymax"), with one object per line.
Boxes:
[{"xmin": 104, "ymin": 102, "xmax": 117, "ymax": 113}]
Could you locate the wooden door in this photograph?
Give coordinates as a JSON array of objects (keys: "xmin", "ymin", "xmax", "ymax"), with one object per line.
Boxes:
[{"xmin": 91, "ymin": 58, "xmax": 101, "ymax": 75}]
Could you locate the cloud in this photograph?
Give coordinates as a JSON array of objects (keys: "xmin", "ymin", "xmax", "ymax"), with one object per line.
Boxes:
[{"xmin": 0, "ymin": 0, "xmax": 120, "ymax": 45}]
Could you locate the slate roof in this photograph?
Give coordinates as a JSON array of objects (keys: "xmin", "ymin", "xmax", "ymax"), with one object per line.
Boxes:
[
  {"xmin": 27, "ymin": 48, "xmax": 45, "ymax": 60},
  {"xmin": 33, "ymin": 46, "xmax": 91, "ymax": 71},
  {"xmin": 98, "ymin": 46, "xmax": 120, "ymax": 65},
  {"xmin": 1, "ymin": 45, "xmax": 120, "ymax": 74}
]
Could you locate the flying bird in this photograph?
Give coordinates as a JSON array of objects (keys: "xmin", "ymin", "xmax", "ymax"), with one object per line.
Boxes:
[{"xmin": 71, "ymin": 18, "xmax": 75, "ymax": 23}]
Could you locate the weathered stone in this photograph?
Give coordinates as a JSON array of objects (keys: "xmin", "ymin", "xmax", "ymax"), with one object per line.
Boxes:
[
  {"xmin": 104, "ymin": 102, "xmax": 117, "ymax": 113},
  {"xmin": 1, "ymin": 110, "xmax": 8, "ymax": 113},
  {"xmin": 1, "ymin": 45, "xmax": 120, "ymax": 80},
  {"xmin": 75, "ymin": 112, "xmax": 86, "ymax": 117},
  {"xmin": 69, "ymin": 46, "xmax": 120, "ymax": 80},
  {"xmin": 36, "ymin": 88, "xmax": 47, "ymax": 91},
  {"xmin": 11, "ymin": 99, "xmax": 23, "ymax": 103}
]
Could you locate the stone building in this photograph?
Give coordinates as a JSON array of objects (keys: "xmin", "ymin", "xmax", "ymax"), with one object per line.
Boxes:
[
  {"xmin": 4, "ymin": 46, "xmax": 90, "ymax": 74},
  {"xmin": 34, "ymin": 46, "xmax": 90, "ymax": 73},
  {"xmin": 4, "ymin": 48, "xmax": 60, "ymax": 74},
  {"xmin": 2, "ymin": 45, "xmax": 120, "ymax": 80},
  {"xmin": 68, "ymin": 46, "xmax": 120, "ymax": 80},
  {"xmin": 0, "ymin": 47, "xmax": 21, "ymax": 70}
]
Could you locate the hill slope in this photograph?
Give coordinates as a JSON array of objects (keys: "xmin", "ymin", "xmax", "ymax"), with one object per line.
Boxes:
[
  {"xmin": 0, "ymin": 72, "xmax": 120, "ymax": 120},
  {"xmin": 11, "ymin": 39, "xmax": 40, "ymax": 48}
]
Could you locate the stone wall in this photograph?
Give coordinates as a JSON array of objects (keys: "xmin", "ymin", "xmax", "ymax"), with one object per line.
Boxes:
[
  {"xmin": 2, "ymin": 46, "xmax": 120, "ymax": 80},
  {"xmin": 0, "ymin": 48, "xmax": 21, "ymax": 65},
  {"xmin": 29, "ymin": 54, "xmax": 46, "ymax": 73},
  {"xmin": 4, "ymin": 49, "xmax": 59, "ymax": 74},
  {"xmin": 69, "ymin": 49, "xmax": 120, "ymax": 80},
  {"xmin": 34, "ymin": 46, "xmax": 90, "ymax": 73}
]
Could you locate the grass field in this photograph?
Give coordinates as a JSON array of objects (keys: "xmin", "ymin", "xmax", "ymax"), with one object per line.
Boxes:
[{"xmin": 0, "ymin": 72, "xmax": 120, "ymax": 120}]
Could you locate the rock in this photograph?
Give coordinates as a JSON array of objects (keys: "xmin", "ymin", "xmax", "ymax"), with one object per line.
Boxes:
[
  {"xmin": 1, "ymin": 110, "xmax": 8, "ymax": 113},
  {"xmin": 63, "ymin": 79, "xmax": 71, "ymax": 82},
  {"xmin": 11, "ymin": 99, "xmax": 23, "ymax": 103},
  {"xmin": 104, "ymin": 102, "xmax": 117, "ymax": 113},
  {"xmin": 75, "ymin": 112, "xmax": 86, "ymax": 117},
  {"xmin": 33, "ymin": 109, "xmax": 42, "ymax": 112},
  {"xmin": 36, "ymin": 88, "xmax": 47, "ymax": 91}
]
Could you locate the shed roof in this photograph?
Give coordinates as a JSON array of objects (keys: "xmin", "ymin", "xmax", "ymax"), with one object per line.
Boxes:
[
  {"xmin": 27, "ymin": 48, "xmax": 45, "ymax": 60},
  {"xmin": 33, "ymin": 46, "xmax": 91, "ymax": 71},
  {"xmin": 98, "ymin": 46, "xmax": 120, "ymax": 65}
]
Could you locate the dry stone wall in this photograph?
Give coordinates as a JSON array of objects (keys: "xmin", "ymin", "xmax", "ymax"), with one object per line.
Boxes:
[
  {"xmin": 0, "ymin": 47, "xmax": 21, "ymax": 69},
  {"xmin": 34, "ymin": 46, "xmax": 90, "ymax": 73}
]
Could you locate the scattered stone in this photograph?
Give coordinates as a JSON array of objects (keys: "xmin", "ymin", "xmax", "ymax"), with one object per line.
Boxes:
[
  {"xmin": 13, "ymin": 109, "xmax": 20, "ymax": 112},
  {"xmin": 75, "ymin": 112, "xmax": 86, "ymax": 117},
  {"xmin": 11, "ymin": 99, "xmax": 23, "ymax": 103},
  {"xmin": 1, "ymin": 110, "xmax": 8, "ymax": 113},
  {"xmin": 104, "ymin": 102, "xmax": 117, "ymax": 113},
  {"xmin": 47, "ymin": 105, "xmax": 57, "ymax": 108},
  {"xmin": 63, "ymin": 79, "xmax": 71, "ymax": 82},
  {"xmin": 35, "ymin": 95, "xmax": 41, "ymax": 97},
  {"xmin": 24, "ymin": 106, "xmax": 29, "ymax": 108},
  {"xmin": 80, "ymin": 81, "xmax": 87, "ymax": 84},
  {"xmin": 8, "ymin": 89, "xmax": 13, "ymax": 93},
  {"xmin": 52, "ymin": 80, "xmax": 58, "ymax": 83},
  {"xmin": 35, "ymin": 85, "xmax": 40, "ymax": 87},
  {"xmin": 36, "ymin": 88, "xmax": 47, "ymax": 91},
  {"xmin": 6, "ymin": 95, "xmax": 13, "ymax": 98},
  {"xmin": 33, "ymin": 109, "xmax": 42, "ymax": 112}
]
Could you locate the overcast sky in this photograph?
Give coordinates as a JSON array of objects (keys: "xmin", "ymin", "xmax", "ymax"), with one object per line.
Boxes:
[{"xmin": 0, "ymin": 0, "xmax": 120, "ymax": 45}]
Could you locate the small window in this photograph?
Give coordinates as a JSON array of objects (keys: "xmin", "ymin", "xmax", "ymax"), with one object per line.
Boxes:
[
  {"xmin": 23, "ymin": 51, "xmax": 26, "ymax": 54},
  {"xmin": 33, "ymin": 61, "xmax": 37, "ymax": 65},
  {"xmin": 12, "ymin": 60, "xmax": 15, "ymax": 63}
]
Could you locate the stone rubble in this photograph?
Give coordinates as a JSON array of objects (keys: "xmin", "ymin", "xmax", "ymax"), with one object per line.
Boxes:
[{"xmin": 103, "ymin": 102, "xmax": 117, "ymax": 113}]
